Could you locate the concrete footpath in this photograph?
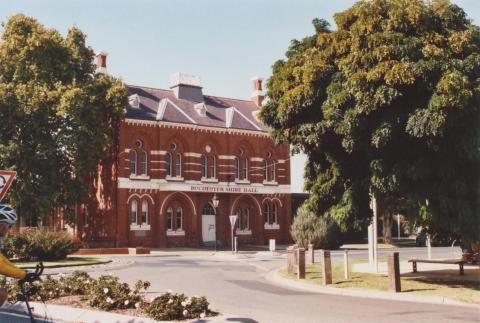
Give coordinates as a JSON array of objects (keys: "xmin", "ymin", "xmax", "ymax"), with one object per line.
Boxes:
[
  {"xmin": 0, "ymin": 302, "xmax": 237, "ymax": 323},
  {"xmin": 265, "ymin": 268, "xmax": 480, "ymax": 308}
]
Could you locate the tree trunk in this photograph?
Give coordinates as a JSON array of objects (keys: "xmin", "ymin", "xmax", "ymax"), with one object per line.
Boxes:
[{"xmin": 383, "ymin": 211, "xmax": 393, "ymax": 244}]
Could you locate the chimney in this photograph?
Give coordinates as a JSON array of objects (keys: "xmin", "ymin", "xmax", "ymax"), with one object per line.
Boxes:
[
  {"xmin": 95, "ymin": 50, "xmax": 108, "ymax": 74},
  {"xmin": 251, "ymin": 76, "xmax": 264, "ymax": 107},
  {"xmin": 170, "ymin": 73, "xmax": 203, "ymax": 102}
]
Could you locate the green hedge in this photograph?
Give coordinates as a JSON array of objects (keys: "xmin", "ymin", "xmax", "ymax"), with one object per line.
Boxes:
[{"xmin": 3, "ymin": 226, "xmax": 81, "ymax": 261}]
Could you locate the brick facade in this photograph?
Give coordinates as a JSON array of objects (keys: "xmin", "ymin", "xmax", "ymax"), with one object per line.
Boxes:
[{"xmin": 77, "ymin": 59, "xmax": 292, "ymax": 248}]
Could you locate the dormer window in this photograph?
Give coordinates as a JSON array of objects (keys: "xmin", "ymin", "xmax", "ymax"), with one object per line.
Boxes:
[
  {"xmin": 194, "ymin": 102, "xmax": 208, "ymax": 117},
  {"xmin": 128, "ymin": 94, "xmax": 141, "ymax": 109}
]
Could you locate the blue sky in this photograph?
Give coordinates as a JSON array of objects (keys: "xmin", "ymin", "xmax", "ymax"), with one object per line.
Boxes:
[{"xmin": 1, "ymin": 0, "xmax": 479, "ymax": 192}]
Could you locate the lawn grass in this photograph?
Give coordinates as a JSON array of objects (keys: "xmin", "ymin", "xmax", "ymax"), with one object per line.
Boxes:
[
  {"xmin": 280, "ymin": 262, "xmax": 480, "ymax": 304},
  {"xmin": 15, "ymin": 256, "xmax": 111, "ymax": 269}
]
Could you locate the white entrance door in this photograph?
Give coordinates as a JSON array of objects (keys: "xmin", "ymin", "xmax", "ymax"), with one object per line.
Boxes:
[{"xmin": 202, "ymin": 214, "xmax": 216, "ymax": 243}]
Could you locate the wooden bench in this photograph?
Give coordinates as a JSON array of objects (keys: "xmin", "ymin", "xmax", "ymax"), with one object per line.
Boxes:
[{"xmin": 408, "ymin": 259, "xmax": 466, "ymax": 275}]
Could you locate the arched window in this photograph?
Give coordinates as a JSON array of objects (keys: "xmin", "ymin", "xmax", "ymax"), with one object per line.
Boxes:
[
  {"xmin": 272, "ymin": 203, "xmax": 278, "ymax": 224},
  {"xmin": 201, "ymin": 155, "xmax": 207, "ymax": 178},
  {"xmin": 140, "ymin": 152, "xmax": 147, "ymax": 176},
  {"xmin": 263, "ymin": 203, "xmax": 270, "ymax": 224},
  {"xmin": 270, "ymin": 160, "xmax": 276, "ymax": 181},
  {"xmin": 131, "ymin": 200, "xmax": 137, "ymax": 224},
  {"xmin": 130, "ymin": 151, "xmax": 137, "ymax": 175},
  {"xmin": 175, "ymin": 153, "xmax": 182, "ymax": 177},
  {"xmin": 242, "ymin": 159, "xmax": 248, "ymax": 180},
  {"xmin": 263, "ymin": 160, "xmax": 268, "ymax": 181},
  {"xmin": 141, "ymin": 200, "xmax": 148, "ymax": 224},
  {"xmin": 235, "ymin": 158, "xmax": 240, "ymax": 179},
  {"xmin": 244, "ymin": 208, "xmax": 250, "ymax": 230},
  {"xmin": 165, "ymin": 153, "xmax": 172, "ymax": 176},
  {"xmin": 235, "ymin": 207, "xmax": 241, "ymax": 229},
  {"xmin": 176, "ymin": 207, "xmax": 183, "ymax": 230},
  {"xmin": 166, "ymin": 207, "xmax": 173, "ymax": 230},
  {"xmin": 202, "ymin": 203, "xmax": 215, "ymax": 215},
  {"xmin": 210, "ymin": 156, "xmax": 216, "ymax": 178}
]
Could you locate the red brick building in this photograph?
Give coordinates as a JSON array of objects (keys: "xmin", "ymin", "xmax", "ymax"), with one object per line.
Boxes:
[{"xmin": 80, "ymin": 52, "xmax": 292, "ymax": 248}]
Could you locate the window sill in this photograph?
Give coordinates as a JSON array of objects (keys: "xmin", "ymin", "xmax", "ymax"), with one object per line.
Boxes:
[
  {"xmin": 130, "ymin": 224, "xmax": 151, "ymax": 231},
  {"xmin": 262, "ymin": 180, "xmax": 278, "ymax": 186},
  {"xmin": 264, "ymin": 223, "xmax": 280, "ymax": 230},
  {"xmin": 166, "ymin": 176, "xmax": 184, "ymax": 182},
  {"xmin": 235, "ymin": 230, "xmax": 252, "ymax": 235},
  {"xmin": 130, "ymin": 175, "xmax": 150, "ymax": 180},
  {"xmin": 235, "ymin": 179, "xmax": 250, "ymax": 185},
  {"xmin": 201, "ymin": 177, "xmax": 219, "ymax": 183},
  {"xmin": 166, "ymin": 230, "xmax": 185, "ymax": 236}
]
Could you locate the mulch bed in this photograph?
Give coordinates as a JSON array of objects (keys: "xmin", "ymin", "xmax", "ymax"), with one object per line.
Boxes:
[{"xmin": 46, "ymin": 296, "xmax": 146, "ymax": 318}]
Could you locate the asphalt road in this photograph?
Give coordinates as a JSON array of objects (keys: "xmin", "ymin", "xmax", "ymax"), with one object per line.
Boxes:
[
  {"xmin": 101, "ymin": 247, "xmax": 477, "ymax": 323},
  {"xmin": 0, "ymin": 247, "xmax": 477, "ymax": 323}
]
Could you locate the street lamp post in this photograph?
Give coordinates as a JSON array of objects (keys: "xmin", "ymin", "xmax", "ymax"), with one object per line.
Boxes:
[{"xmin": 211, "ymin": 194, "xmax": 219, "ymax": 252}]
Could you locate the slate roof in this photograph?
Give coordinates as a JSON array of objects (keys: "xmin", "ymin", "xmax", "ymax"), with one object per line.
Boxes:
[{"xmin": 126, "ymin": 85, "xmax": 267, "ymax": 132}]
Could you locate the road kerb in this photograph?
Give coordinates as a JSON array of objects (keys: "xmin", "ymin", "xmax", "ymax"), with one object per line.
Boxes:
[{"xmin": 265, "ymin": 268, "xmax": 479, "ymax": 309}]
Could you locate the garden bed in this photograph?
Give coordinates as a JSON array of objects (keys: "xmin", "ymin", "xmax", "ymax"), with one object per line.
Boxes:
[
  {"xmin": 1, "ymin": 271, "xmax": 217, "ymax": 321},
  {"xmin": 15, "ymin": 257, "xmax": 111, "ymax": 269}
]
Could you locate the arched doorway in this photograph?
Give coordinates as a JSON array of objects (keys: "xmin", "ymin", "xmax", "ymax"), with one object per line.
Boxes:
[{"xmin": 201, "ymin": 203, "xmax": 216, "ymax": 244}]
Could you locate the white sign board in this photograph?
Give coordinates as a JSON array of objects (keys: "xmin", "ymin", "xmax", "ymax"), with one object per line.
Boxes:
[
  {"xmin": 229, "ymin": 215, "xmax": 237, "ymax": 228},
  {"xmin": 0, "ymin": 171, "xmax": 16, "ymax": 202}
]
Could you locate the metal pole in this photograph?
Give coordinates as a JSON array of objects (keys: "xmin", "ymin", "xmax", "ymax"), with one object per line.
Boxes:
[
  {"xmin": 372, "ymin": 194, "xmax": 378, "ymax": 273},
  {"xmin": 231, "ymin": 226, "xmax": 234, "ymax": 254},
  {"xmin": 214, "ymin": 207, "xmax": 217, "ymax": 252}
]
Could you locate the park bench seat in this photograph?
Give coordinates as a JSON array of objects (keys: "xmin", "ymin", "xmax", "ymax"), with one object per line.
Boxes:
[{"xmin": 408, "ymin": 258, "xmax": 466, "ymax": 275}]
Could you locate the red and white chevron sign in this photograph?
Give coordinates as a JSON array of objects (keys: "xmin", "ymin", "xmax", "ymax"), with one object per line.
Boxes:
[{"xmin": 0, "ymin": 171, "xmax": 16, "ymax": 202}]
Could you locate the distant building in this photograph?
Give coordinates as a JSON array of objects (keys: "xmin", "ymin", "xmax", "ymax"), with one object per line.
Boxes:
[{"xmin": 78, "ymin": 52, "xmax": 292, "ymax": 248}]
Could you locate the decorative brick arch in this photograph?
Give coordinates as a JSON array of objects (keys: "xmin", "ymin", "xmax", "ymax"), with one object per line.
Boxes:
[
  {"xmin": 160, "ymin": 191, "xmax": 197, "ymax": 216},
  {"xmin": 127, "ymin": 193, "xmax": 155, "ymax": 205},
  {"xmin": 230, "ymin": 194, "xmax": 262, "ymax": 216},
  {"xmin": 261, "ymin": 197, "xmax": 283, "ymax": 208}
]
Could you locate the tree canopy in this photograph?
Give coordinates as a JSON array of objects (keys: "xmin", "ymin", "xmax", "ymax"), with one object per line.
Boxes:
[
  {"xmin": 260, "ymin": 0, "xmax": 480, "ymax": 242},
  {"xmin": 0, "ymin": 14, "xmax": 128, "ymax": 223}
]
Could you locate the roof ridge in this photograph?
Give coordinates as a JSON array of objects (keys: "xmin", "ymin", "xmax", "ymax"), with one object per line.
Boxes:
[{"xmin": 126, "ymin": 84, "xmax": 254, "ymax": 103}]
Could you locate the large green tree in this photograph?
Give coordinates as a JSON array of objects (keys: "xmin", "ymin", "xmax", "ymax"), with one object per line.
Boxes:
[
  {"xmin": 0, "ymin": 14, "xmax": 128, "ymax": 224},
  {"xmin": 261, "ymin": 0, "xmax": 480, "ymax": 244}
]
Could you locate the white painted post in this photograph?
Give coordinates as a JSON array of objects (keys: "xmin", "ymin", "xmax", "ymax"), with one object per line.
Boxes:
[
  {"xmin": 427, "ymin": 233, "xmax": 432, "ymax": 260},
  {"xmin": 368, "ymin": 224, "xmax": 374, "ymax": 270},
  {"xmin": 344, "ymin": 250, "xmax": 349, "ymax": 280},
  {"xmin": 397, "ymin": 214, "xmax": 401, "ymax": 239},
  {"xmin": 234, "ymin": 236, "xmax": 238, "ymax": 253},
  {"xmin": 269, "ymin": 239, "xmax": 276, "ymax": 252}
]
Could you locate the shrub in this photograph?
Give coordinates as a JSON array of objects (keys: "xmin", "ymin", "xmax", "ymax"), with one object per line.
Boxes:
[
  {"xmin": 290, "ymin": 205, "xmax": 343, "ymax": 250},
  {"xmin": 88, "ymin": 274, "xmax": 149, "ymax": 311},
  {"xmin": 144, "ymin": 292, "xmax": 210, "ymax": 321},
  {"xmin": 0, "ymin": 271, "xmax": 213, "ymax": 321},
  {"xmin": 3, "ymin": 226, "xmax": 81, "ymax": 261}
]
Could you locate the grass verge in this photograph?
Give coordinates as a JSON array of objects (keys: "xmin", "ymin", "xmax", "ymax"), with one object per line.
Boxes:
[
  {"xmin": 15, "ymin": 256, "xmax": 111, "ymax": 269},
  {"xmin": 279, "ymin": 262, "xmax": 480, "ymax": 304}
]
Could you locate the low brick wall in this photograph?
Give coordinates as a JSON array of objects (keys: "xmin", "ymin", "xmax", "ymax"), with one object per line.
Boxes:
[
  {"xmin": 74, "ymin": 248, "xmax": 129, "ymax": 255},
  {"xmin": 135, "ymin": 247, "xmax": 150, "ymax": 255}
]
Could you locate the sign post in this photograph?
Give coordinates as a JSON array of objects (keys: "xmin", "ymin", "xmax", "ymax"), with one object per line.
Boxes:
[
  {"xmin": 0, "ymin": 171, "xmax": 16, "ymax": 202},
  {"xmin": 229, "ymin": 215, "xmax": 237, "ymax": 254}
]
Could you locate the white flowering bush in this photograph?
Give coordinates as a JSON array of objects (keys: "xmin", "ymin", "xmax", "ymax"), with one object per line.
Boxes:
[
  {"xmin": 0, "ymin": 271, "xmax": 214, "ymax": 321},
  {"xmin": 88, "ymin": 274, "xmax": 150, "ymax": 311},
  {"xmin": 144, "ymin": 291, "xmax": 210, "ymax": 321}
]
